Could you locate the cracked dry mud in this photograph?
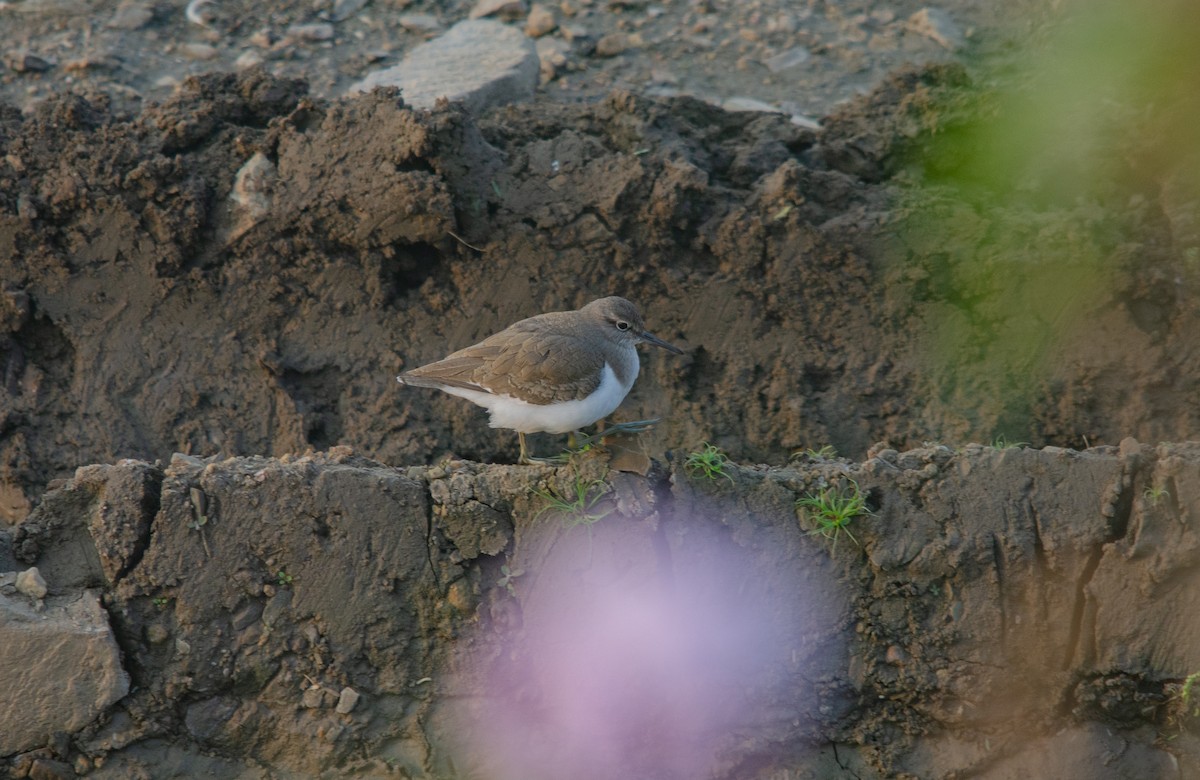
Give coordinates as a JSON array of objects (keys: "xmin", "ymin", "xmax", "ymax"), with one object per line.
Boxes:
[{"xmin": 3, "ymin": 1, "xmax": 1200, "ymax": 777}]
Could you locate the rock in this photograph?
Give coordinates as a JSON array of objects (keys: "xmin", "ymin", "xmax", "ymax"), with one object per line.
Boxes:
[
  {"xmin": 594, "ymin": 31, "xmax": 635, "ymax": 57},
  {"xmin": 230, "ymin": 152, "xmax": 277, "ymax": 237},
  {"xmin": 145, "ymin": 623, "xmax": 169, "ymax": 644},
  {"xmin": 77, "ymin": 462, "xmax": 161, "ymax": 585},
  {"xmin": 106, "ymin": 0, "xmax": 154, "ymax": 30},
  {"xmin": 907, "ymin": 7, "xmax": 965, "ymax": 50},
  {"xmin": 525, "ymin": 3, "xmax": 556, "ymax": 38},
  {"xmin": 261, "ymin": 587, "xmax": 292, "ymax": 628},
  {"xmin": 397, "ymin": 13, "xmax": 443, "ymax": 34},
  {"xmin": 722, "ymin": 96, "xmax": 782, "ymax": 114},
  {"xmin": 535, "ymin": 37, "xmax": 569, "ymax": 83},
  {"xmin": 184, "ymin": 697, "xmax": 238, "ymax": 742},
  {"xmin": 287, "ymin": 22, "xmax": 335, "ymax": 42},
  {"xmin": 335, "ymin": 686, "xmax": 360, "ymax": 714},
  {"xmin": 764, "ymin": 46, "xmax": 810, "ymax": 73},
  {"xmin": 235, "ymin": 50, "xmax": 265, "ymax": 70},
  {"xmin": 28, "ymin": 758, "xmax": 73, "ymax": 780},
  {"xmin": 15, "ymin": 566, "xmax": 47, "ymax": 599},
  {"xmin": 64, "ymin": 54, "xmax": 122, "ymax": 73},
  {"xmin": 179, "ymin": 42, "xmax": 219, "ymax": 61},
  {"xmin": 349, "ymin": 19, "xmax": 539, "ymax": 113},
  {"xmin": 302, "ymin": 686, "xmax": 326, "ymax": 708},
  {"xmin": 469, "ymin": 0, "xmax": 526, "ymax": 20},
  {"xmin": 0, "ymin": 591, "xmax": 130, "ymax": 755},
  {"xmin": 329, "ymin": 0, "xmax": 369, "ymax": 23},
  {"xmin": 5, "ymin": 51, "xmax": 52, "ymax": 73}
]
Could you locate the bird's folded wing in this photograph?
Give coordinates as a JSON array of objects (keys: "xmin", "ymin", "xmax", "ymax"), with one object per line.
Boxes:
[{"xmin": 404, "ymin": 330, "xmax": 603, "ymax": 405}]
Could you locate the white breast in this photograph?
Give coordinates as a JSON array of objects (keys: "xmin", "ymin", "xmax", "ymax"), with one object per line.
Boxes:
[{"xmin": 438, "ymin": 360, "xmax": 638, "ymax": 434}]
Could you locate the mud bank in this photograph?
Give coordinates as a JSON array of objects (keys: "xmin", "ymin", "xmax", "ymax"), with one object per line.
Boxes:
[
  {"xmin": 2, "ymin": 442, "xmax": 1199, "ymax": 778},
  {"xmin": 3, "ymin": 68, "xmax": 1200, "ymax": 523}
]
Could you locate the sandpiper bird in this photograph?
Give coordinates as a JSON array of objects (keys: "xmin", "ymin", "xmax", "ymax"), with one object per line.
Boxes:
[{"xmin": 397, "ymin": 296, "xmax": 683, "ymax": 463}]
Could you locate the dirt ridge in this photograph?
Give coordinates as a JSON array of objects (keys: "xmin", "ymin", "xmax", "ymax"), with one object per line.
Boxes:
[{"xmin": 2, "ymin": 441, "xmax": 1199, "ymax": 777}]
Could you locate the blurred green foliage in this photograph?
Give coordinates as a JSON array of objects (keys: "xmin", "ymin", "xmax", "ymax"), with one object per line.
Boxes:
[{"xmin": 890, "ymin": 0, "xmax": 1200, "ymax": 443}]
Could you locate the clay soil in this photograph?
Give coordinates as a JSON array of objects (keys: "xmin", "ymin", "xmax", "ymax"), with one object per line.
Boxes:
[{"xmin": 3, "ymin": 0, "xmax": 1200, "ymax": 778}]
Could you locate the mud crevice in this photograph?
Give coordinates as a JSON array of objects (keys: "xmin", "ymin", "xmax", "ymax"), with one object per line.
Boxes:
[
  {"xmin": 1060, "ymin": 545, "xmax": 1103, "ymax": 671},
  {"xmin": 113, "ymin": 466, "xmax": 164, "ymax": 584},
  {"xmin": 989, "ymin": 532, "xmax": 1008, "ymax": 645}
]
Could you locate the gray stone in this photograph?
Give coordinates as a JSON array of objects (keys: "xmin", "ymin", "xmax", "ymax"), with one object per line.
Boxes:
[
  {"xmin": 330, "ymin": 0, "xmax": 369, "ymax": 22},
  {"xmin": 764, "ymin": 46, "xmax": 810, "ymax": 73},
  {"xmin": 106, "ymin": 0, "xmax": 154, "ymax": 30},
  {"xmin": 722, "ymin": 96, "xmax": 783, "ymax": 115},
  {"xmin": 287, "ymin": 22, "xmax": 335, "ymax": 42},
  {"xmin": 5, "ymin": 51, "xmax": 52, "ymax": 73},
  {"xmin": 179, "ymin": 42, "xmax": 219, "ymax": 61},
  {"xmin": 397, "ymin": 13, "xmax": 443, "ymax": 34},
  {"xmin": 302, "ymin": 686, "xmax": 327, "ymax": 708},
  {"xmin": 335, "ymin": 686, "xmax": 360, "ymax": 714},
  {"xmin": 0, "ymin": 590, "xmax": 130, "ymax": 755},
  {"xmin": 348, "ymin": 19, "xmax": 538, "ymax": 113}
]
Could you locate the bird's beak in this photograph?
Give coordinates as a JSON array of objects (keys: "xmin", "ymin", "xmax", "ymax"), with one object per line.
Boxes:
[{"xmin": 639, "ymin": 330, "xmax": 684, "ymax": 354}]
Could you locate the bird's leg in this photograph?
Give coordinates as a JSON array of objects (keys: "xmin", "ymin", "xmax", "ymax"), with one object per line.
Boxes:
[{"xmin": 519, "ymin": 431, "xmax": 570, "ymax": 465}]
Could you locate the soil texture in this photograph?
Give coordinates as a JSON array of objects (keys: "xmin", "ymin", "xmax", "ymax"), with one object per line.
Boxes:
[{"xmin": 2, "ymin": 0, "xmax": 1200, "ymax": 777}]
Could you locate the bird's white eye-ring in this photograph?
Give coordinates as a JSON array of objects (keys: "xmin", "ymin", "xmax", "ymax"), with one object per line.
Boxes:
[{"xmin": 615, "ymin": 320, "xmax": 631, "ymax": 331}]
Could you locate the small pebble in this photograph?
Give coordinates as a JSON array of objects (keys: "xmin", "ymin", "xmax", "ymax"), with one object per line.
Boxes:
[
  {"xmin": 330, "ymin": 0, "xmax": 369, "ymax": 22},
  {"xmin": 469, "ymin": 0, "xmax": 526, "ymax": 20},
  {"xmin": 287, "ymin": 23, "xmax": 335, "ymax": 42},
  {"xmin": 594, "ymin": 31, "xmax": 634, "ymax": 57},
  {"xmin": 525, "ymin": 3, "xmax": 556, "ymax": 37},
  {"xmin": 179, "ymin": 42, "xmax": 219, "ymax": 60},
  {"xmin": 16, "ymin": 567, "xmax": 47, "ymax": 599},
  {"xmin": 397, "ymin": 13, "xmax": 443, "ymax": 34},
  {"xmin": 5, "ymin": 52, "xmax": 52, "ymax": 73},
  {"xmin": 336, "ymin": 686, "xmax": 361, "ymax": 714},
  {"xmin": 106, "ymin": 0, "xmax": 154, "ymax": 30},
  {"xmin": 764, "ymin": 46, "xmax": 809, "ymax": 73},
  {"xmin": 302, "ymin": 686, "xmax": 326, "ymax": 709},
  {"xmin": 235, "ymin": 50, "xmax": 265, "ymax": 69}
]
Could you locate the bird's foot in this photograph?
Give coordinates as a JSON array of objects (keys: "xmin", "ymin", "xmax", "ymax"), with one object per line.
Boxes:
[
  {"xmin": 520, "ymin": 452, "xmax": 572, "ymax": 466},
  {"xmin": 574, "ymin": 418, "xmax": 661, "ymax": 448}
]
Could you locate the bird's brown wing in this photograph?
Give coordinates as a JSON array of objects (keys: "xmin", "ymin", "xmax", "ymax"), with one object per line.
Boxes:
[{"xmin": 401, "ymin": 322, "xmax": 605, "ymax": 405}]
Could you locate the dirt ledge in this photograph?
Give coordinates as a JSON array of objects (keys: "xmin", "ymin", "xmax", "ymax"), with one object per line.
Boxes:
[{"xmin": 2, "ymin": 441, "xmax": 1199, "ymax": 778}]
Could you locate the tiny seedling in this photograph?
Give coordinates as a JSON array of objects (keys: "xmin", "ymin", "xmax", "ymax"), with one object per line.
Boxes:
[
  {"xmin": 792, "ymin": 445, "xmax": 838, "ymax": 461},
  {"xmin": 796, "ymin": 479, "xmax": 872, "ymax": 550},
  {"xmin": 1168, "ymin": 671, "xmax": 1200, "ymax": 732},
  {"xmin": 533, "ymin": 473, "xmax": 613, "ymax": 528},
  {"xmin": 1143, "ymin": 485, "xmax": 1170, "ymax": 507},
  {"xmin": 684, "ymin": 443, "xmax": 734, "ymax": 484},
  {"xmin": 1183, "ymin": 672, "xmax": 1200, "ymax": 712},
  {"xmin": 276, "ymin": 570, "xmax": 294, "ymax": 587},
  {"xmin": 992, "ymin": 435, "xmax": 1027, "ymax": 450},
  {"xmin": 152, "ymin": 597, "xmax": 169, "ymax": 608},
  {"xmin": 497, "ymin": 564, "xmax": 525, "ymax": 596}
]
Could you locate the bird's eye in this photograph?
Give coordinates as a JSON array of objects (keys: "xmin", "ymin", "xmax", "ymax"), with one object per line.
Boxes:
[{"xmin": 615, "ymin": 320, "xmax": 631, "ymax": 331}]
